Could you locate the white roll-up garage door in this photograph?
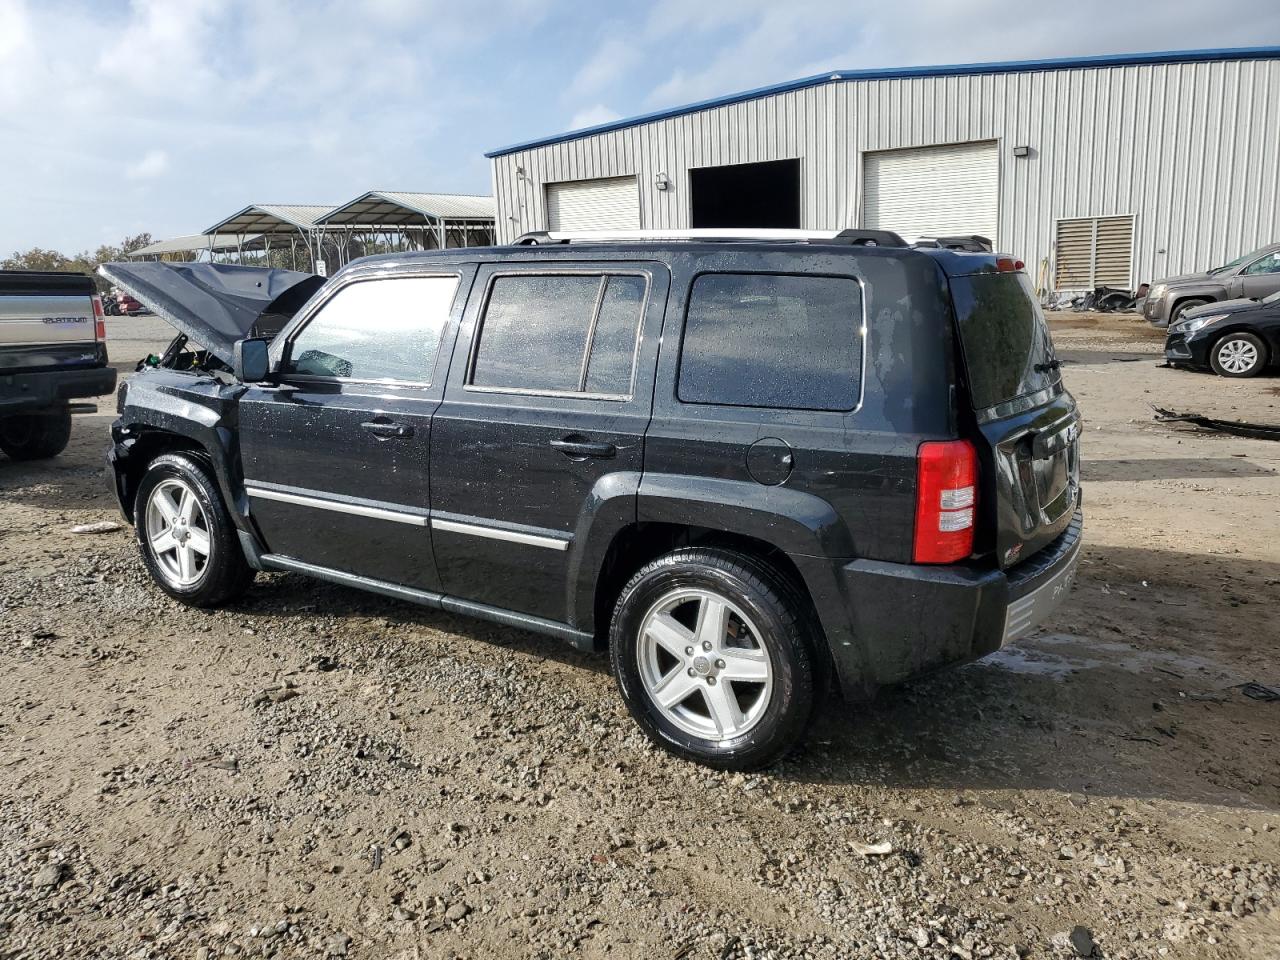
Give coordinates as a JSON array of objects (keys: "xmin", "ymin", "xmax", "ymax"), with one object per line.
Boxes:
[
  {"xmin": 862, "ymin": 141, "xmax": 999, "ymax": 241},
  {"xmin": 546, "ymin": 176, "xmax": 641, "ymax": 231}
]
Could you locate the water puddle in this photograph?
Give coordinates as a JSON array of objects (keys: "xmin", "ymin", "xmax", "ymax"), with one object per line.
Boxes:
[{"xmin": 977, "ymin": 633, "xmax": 1232, "ymax": 683}]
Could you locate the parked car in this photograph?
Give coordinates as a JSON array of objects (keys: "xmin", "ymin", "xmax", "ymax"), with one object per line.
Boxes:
[
  {"xmin": 117, "ymin": 292, "xmax": 149, "ymax": 315},
  {"xmin": 1142, "ymin": 243, "xmax": 1280, "ymax": 327},
  {"xmin": 102, "ymin": 233, "xmax": 1082, "ymax": 770},
  {"xmin": 0, "ymin": 270, "xmax": 116, "ymax": 460},
  {"xmin": 1164, "ymin": 291, "xmax": 1280, "ymax": 377}
]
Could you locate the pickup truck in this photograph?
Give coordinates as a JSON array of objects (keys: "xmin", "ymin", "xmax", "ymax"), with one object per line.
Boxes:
[{"xmin": 0, "ymin": 270, "xmax": 117, "ymax": 460}]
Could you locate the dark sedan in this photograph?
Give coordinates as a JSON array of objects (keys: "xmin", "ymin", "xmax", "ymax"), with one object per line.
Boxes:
[{"xmin": 1164, "ymin": 292, "xmax": 1280, "ymax": 377}]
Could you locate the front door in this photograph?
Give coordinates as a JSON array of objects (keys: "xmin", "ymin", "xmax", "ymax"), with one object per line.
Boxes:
[
  {"xmin": 1233, "ymin": 250, "xmax": 1280, "ymax": 299},
  {"xmin": 238, "ymin": 269, "xmax": 469, "ymax": 591},
  {"xmin": 429, "ymin": 261, "xmax": 668, "ymax": 623}
]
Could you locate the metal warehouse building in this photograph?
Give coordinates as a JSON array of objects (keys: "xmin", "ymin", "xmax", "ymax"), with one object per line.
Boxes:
[{"xmin": 487, "ymin": 47, "xmax": 1280, "ymax": 292}]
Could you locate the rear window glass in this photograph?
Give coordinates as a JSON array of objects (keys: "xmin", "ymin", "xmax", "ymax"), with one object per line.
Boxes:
[
  {"xmin": 950, "ymin": 272, "xmax": 1059, "ymax": 409},
  {"xmin": 678, "ymin": 273, "xmax": 862, "ymax": 411}
]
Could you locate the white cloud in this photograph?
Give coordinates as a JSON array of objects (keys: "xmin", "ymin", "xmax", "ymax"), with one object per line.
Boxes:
[
  {"xmin": 641, "ymin": 0, "xmax": 1280, "ymax": 110},
  {"xmin": 569, "ymin": 104, "xmax": 622, "ymax": 130},
  {"xmin": 126, "ymin": 149, "xmax": 170, "ymax": 181},
  {"xmin": 569, "ymin": 37, "xmax": 640, "ymax": 98}
]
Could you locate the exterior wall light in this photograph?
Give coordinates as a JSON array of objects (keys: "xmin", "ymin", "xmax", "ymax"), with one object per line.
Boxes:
[
  {"xmin": 655, "ymin": 172, "xmax": 670, "ymax": 191},
  {"xmin": 1013, "ymin": 145, "xmax": 1031, "ymax": 158}
]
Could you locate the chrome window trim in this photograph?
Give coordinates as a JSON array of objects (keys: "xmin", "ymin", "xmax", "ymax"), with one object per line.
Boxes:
[
  {"xmin": 430, "ymin": 518, "xmax": 569, "ymax": 551},
  {"xmin": 463, "ymin": 267, "xmax": 651, "ymax": 402},
  {"xmin": 245, "ymin": 484, "xmax": 428, "ymax": 526}
]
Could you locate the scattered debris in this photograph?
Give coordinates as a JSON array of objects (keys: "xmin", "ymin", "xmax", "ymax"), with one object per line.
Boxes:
[
  {"xmin": 252, "ymin": 687, "xmax": 300, "ymax": 707},
  {"xmin": 1235, "ymin": 682, "xmax": 1280, "ymax": 702},
  {"xmin": 1152, "ymin": 406, "xmax": 1280, "ymax": 442},
  {"xmin": 851, "ymin": 840, "xmax": 894, "ymax": 857},
  {"xmin": 68, "ymin": 521, "xmax": 122, "ymax": 534},
  {"xmin": 1069, "ymin": 925, "xmax": 1098, "ymax": 957}
]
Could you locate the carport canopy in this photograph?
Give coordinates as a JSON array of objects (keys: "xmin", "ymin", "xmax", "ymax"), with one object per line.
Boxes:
[
  {"xmin": 317, "ymin": 191, "xmax": 495, "ymax": 228},
  {"xmin": 127, "ymin": 234, "xmax": 264, "ymax": 258},
  {"xmin": 203, "ymin": 204, "xmax": 337, "ymax": 236}
]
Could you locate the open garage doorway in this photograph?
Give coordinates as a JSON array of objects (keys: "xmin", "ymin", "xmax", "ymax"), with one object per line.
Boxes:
[{"xmin": 690, "ymin": 158, "xmax": 800, "ymax": 229}]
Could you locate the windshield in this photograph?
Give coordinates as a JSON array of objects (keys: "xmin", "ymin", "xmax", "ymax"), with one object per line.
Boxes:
[{"xmin": 1209, "ymin": 249, "xmax": 1261, "ymax": 275}]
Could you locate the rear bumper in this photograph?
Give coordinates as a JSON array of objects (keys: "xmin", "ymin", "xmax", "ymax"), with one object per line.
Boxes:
[
  {"xmin": 826, "ymin": 507, "xmax": 1082, "ymax": 693},
  {"xmin": 0, "ymin": 365, "xmax": 117, "ymax": 415}
]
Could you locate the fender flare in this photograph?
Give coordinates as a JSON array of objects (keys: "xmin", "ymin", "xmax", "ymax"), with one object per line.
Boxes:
[
  {"xmin": 565, "ymin": 473, "xmax": 862, "ymax": 672},
  {"xmin": 113, "ymin": 402, "xmax": 248, "ymax": 536}
]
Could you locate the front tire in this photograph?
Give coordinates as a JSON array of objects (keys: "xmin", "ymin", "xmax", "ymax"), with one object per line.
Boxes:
[
  {"xmin": 0, "ymin": 408, "xmax": 72, "ymax": 460},
  {"xmin": 134, "ymin": 452, "xmax": 253, "ymax": 606},
  {"xmin": 609, "ymin": 548, "xmax": 818, "ymax": 770},
  {"xmin": 1210, "ymin": 332, "xmax": 1268, "ymax": 378}
]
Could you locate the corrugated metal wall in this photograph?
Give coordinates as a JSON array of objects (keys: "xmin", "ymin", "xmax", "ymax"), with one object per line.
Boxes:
[{"xmin": 491, "ymin": 58, "xmax": 1280, "ymax": 286}]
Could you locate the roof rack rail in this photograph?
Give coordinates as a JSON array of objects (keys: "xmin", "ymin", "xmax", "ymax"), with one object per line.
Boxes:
[{"xmin": 511, "ymin": 228, "xmax": 907, "ymax": 247}]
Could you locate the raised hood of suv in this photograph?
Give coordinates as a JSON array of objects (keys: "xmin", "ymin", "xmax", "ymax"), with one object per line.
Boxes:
[{"xmin": 98, "ymin": 262, "xmax": 324, "ymax": 365}]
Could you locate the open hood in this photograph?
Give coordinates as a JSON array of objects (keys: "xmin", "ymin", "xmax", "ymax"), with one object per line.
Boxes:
[{"xmin": 98, "ymin": 262, "xmax": 324, "ymax": 365}]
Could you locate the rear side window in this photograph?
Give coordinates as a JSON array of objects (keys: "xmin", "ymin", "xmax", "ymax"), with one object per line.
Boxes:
[
  {"xmin": 470, "ymin": 273, "xmax": 646, "ymax": 396},
  {"xmin": 678, "ymin": 273, "xmax": 863, "ymax": 411},
  {"xmin": 286, "ymin": 275, "xmax": 458, "ymax": 382}
]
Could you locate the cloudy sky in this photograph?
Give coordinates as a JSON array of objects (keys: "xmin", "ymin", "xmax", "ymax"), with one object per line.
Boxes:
[{"xmin": 2, "ymin": 0, "xmax": 1279, "ymax": 254}]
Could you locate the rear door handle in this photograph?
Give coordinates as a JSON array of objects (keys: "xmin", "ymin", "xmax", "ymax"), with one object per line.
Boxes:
[
  {"xmin": 550, "ymin": 437, "xmax": 616, "ymax": 459},
  {"xmin": 361, "ymin": 420, "xmax": 414, "ymax": 440}
]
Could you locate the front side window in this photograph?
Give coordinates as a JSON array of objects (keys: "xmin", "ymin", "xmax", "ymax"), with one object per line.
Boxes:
[
  {"xmin": 678, "ymin": 273, "xmax": 863, "ymax": 411},
  {"xmin": 286, "ymin": 275, "xmax": 459, "ymax": 382},
  {"xmin": 1242, "ymin": 252, "xmax": 1280, "ymax": 276},
  {"xmin": 470, "ymin": 272, "xmax": 646, "ymax": 396}
]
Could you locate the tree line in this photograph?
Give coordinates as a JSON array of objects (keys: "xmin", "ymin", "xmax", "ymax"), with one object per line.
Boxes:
[{"xmin": 2, "ymin": 234, "xmax": 157, "ymax": 290}]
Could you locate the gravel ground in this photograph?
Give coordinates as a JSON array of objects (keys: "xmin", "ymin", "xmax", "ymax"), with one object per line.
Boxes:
[{"xmin": 1, "ymin": 313, "xmax": 1278, "ymax": 959}]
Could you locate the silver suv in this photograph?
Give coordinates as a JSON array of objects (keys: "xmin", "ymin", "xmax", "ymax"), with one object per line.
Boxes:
[{"xmin": 1143, "ymin": 243, "xmax": 1280, "ymax": 327}]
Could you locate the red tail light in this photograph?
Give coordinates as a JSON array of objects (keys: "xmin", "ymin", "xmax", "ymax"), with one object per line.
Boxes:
[
  {"xmin": 91, "ymin": 295, "xmax": 107, "ymax": 341},
  {"xmin": 996, "ymin": 256, "xmax": 1025, "ymax": 272},
  {"xmin": 913, "ymin": 440, "xmax": 978, "ymax": 564}
]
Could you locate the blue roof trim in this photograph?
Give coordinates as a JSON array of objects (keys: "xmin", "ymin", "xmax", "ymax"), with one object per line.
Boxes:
[{"xmin": 485, "ymin": 46, "xmax": 1280, "ymax": 158}]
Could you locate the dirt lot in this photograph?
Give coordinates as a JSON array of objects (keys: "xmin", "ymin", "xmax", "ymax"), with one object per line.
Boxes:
[{"xmin": 2, "ymin": 314, "xmax": 1278, "ymax": 960}]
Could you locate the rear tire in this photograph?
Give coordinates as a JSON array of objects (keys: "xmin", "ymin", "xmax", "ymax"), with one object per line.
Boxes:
[
  {"xmin": 609, "ymin": 548, "xmax": 818, "ymax": 770},
  {"xmin": 134, "ymin": 452, "xmax": 253, "ymax": 606},
  {"xmin": 0, "ymin": 408, "xmax": 72, "ymax": 460},
  {"xmin": 1170, "ymin": 298, "xmax": 1210, "ymax": 325},
  {"xmin": 1210, "ymin": 331, "xmax": 1268, "ymax": 378}
]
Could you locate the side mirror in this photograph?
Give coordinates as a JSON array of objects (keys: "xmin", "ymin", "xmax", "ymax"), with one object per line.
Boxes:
[{"xmin": 233, "ymin": 338, "xmax": 271, "ymax": 383}]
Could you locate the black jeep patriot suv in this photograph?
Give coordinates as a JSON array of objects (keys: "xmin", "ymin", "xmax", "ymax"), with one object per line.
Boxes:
[{"xmin": 104, "ymin": 230, "xmax": 1082, "ymax": 769}]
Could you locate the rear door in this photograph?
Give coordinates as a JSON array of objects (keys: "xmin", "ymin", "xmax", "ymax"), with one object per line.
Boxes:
[
  {"xmin": 948, "ymin": 269, "xmax": 1081, "ymax": 568},
  {"xmin": 429, "ymin": 261, "xmax": 668, "ymax": 623},
  {"xmin": 238, "ymin": 269, "xmax": 469, "ymax": 591}
]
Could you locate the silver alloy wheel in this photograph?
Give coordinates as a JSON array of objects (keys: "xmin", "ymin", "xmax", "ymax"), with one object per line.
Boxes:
[
  {"xmin": 636, "ymin": 587, "xmax": 773, "ymax": 741},
  {"xmin": 1217, "ymin": 338, "xmax": 1259, "ymax": 374},
  {"xmin": 144, "ymin": 478, "xmax": 212, "ymax": 587}
]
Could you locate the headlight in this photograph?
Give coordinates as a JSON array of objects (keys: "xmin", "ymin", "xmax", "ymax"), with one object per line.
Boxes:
[
  {"xmin": 1149, "ymin": 284, "xmax": 1167, "ymax": 300},
  {"xmin": 1173, "ymin": 313, "xmax": 1228, "ymax": 335}
]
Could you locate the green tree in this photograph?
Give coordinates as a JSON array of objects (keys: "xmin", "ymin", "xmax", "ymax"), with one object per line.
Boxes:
[{"xmin": 2, "ymin": 233, "xmax": 154, "ymax": 290}]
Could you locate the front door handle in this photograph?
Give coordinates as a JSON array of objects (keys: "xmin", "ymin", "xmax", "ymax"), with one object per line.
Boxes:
[
  {"xmin": 361, "ymin": 420, "xmax": 414, "ymax": 440},
  {"xmin": 550, "ymin": 437, "xmax": 616, "ymax": 459}
]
